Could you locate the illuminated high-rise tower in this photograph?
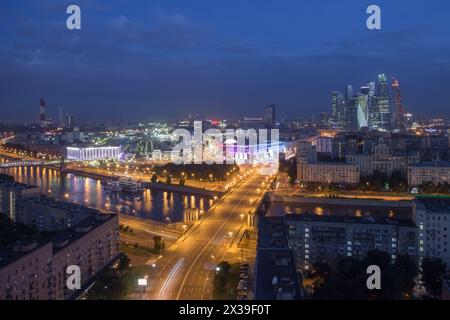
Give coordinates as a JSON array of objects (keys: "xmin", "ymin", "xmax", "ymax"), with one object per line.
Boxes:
[
  {"xmin": 264, "ymin": 105, "xmax": 275, "ymax": 128},
  {"xmin": 344, "ymin": 85, "xmax": 353, "ymax": 106},
  {"xmin": 375, "ymin": 74, "xmax": 391, "ymax": 129},
  {"xmin": 331, "ymin": 91, "xmax": 345, "ymax": 126},
  {"xmin": 39, "ymin": 98, "xmax": 47, "ymax": 128}
]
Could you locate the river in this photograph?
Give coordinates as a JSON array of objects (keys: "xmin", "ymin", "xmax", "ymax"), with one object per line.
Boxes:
[{"xmin": 0, "ymin": 161, "xmax": 212, "ymax": 223}]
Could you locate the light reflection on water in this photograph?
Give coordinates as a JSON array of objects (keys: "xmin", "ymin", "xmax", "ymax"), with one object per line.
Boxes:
[{"xmin": 0, "ymin": 162, "xmax": 211, "ymax": 223}]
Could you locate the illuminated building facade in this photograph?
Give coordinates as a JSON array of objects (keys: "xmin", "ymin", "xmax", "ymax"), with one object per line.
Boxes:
[{"xmin": 66, "ymin": 146, "xmax": 122, "ymax": 161}]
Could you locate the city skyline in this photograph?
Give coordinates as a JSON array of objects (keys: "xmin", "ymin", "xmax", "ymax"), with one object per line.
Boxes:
[
  {"xmin": 1, "ymin": 0, "xmax": 450, "ymax": 121},
  {"xmin": 2, "ymin": 0, "xmax": 450, "ymax": 306}
]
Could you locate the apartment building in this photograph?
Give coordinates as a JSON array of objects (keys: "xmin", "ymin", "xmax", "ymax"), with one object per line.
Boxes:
[
  {"xmin": 0, "ymin": 178, "xmax": 40, "ymax": 221},
  {"xmin": 0, "ymin": 213, "xmax": 119, "ymax": 300},
  {"xmin": 297, "ymin": 162, "xmax": 360, "ymax": 184},
  {"xmin": 284, "ymin": 214, "xmax": 417, "ymax": 271},
  {"xmin": 408, "ymin": 161, "xmax": 450, "ymax": 186},
  {"xmin": 415, "ymin": 198, "xmax": 450, "ymax": 268}
]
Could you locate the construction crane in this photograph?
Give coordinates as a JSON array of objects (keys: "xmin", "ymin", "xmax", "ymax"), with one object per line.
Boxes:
[{"xmin": 391, "ymin": 77, "xmax": 406, "ymax": 128}]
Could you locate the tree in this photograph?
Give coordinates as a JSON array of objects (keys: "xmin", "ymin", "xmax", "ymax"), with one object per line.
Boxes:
[
  {"xmin": 393, "ymin": 254, "xmax": 417, "ymax": 296},
  {"xmin": 87, "ymin": 270, "xmax": 127, "ymax": 300},
  {"xmin": 287, "ymin": 159, "xmax": 297, "ymax": 185},
  {"xmin": 422, "ymin": 257, "xmax": 447, "ymax": 297},
  {"xmin": 312, "ymin": 261, "xmax": 332, "ymax": 278},
  {"xmin": 118, "ymin": 255, "xmax": 130, "ymax": 275},
  {"xmin": 153, "ymin": 236, "xmax": 165, "ymax": 253},
  {"xmin": 312, "ymin": 251, "xmax": 417, "ymax": 300},
  {"xmin": 213, "ymin": 261, "xmax": 232, "ymax": 298}
]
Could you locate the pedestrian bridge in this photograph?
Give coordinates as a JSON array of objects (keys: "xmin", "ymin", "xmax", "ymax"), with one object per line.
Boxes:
[{"xmin": 0, "ymin": 160, "xmax": 61, "ymax": 168}]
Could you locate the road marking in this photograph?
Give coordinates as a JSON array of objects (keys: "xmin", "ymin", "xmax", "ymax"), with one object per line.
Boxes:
[
  {"xmin": 175, "ymin": 175, "xmax": 259, "ymax": 300},
  {"xmin": 159, "ymin": 257, "xmax": 184, "ymax": 297},
  {"xmin": 142, "ymin": 229, "xmax": 178, "ymax": 240}
]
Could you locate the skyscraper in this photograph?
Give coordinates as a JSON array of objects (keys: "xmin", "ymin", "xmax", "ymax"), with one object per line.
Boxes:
[
  {"xmin": 365, "ymin": 81, "xmax": 378, "ymax": 129},
  {"xmin": 58, "ymin": 108, "xmax": 64, "ymax": 127},
  {"xmin": 264, "ymin": 104, "xmax": 275, "ymax": 128},
  {"xmin": 39, "ymin": 98, "xmax": 47, "ymax": 128},
  {"xmin": 331, "ymin": 91, "xmax": 345, "ymax": 126},
  {"xmin": 344, "ymin": 85, "xmax": 353, "ymax": 106},
  {"xmin": 356, "ymin": 94, "xmax": 369, "ymax": 129},
  {"xmin": 375, "ymin": 74, "xmax": 391, "ymax": 129}
]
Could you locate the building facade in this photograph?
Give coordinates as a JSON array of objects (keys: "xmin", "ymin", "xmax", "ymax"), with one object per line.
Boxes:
[
  {"xmin": 346, "ymin": 143, "xmax": 420, "ymax": 177},
  {"xmin": 297, "ymin": 162, "xmax": 360, "ymax": 184},
  {"xmin": 0, "ymin": 214, "xmax": 119, "ymax": 300},
  {"xmin": 408, "ymin": 161, "xmax": 450, "ymax": 186},
  {"xmin": 66, "ymin": 146, "xmax": 122, "ymax": 161},
  {"xmin": 284, "ymin": 214, "xmax": 417, "ymax": 271},
  {"xmin": 415, "ymin": 199, "xmax": 450, "ymax": 269},
  {"xmin": 0, "ymin": 179, "xmax": 40, "ymax": 221}
]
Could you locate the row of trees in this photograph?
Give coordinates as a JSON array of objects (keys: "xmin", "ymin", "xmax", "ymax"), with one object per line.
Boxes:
[
  {"xmin": 152, "ymin": 163, "xmax": 239, "ymax": 182},
  {"xmin": 419, "ymin": 182, "xmax": 450, "ymax": 194},
  {"xmin": 213, "ymin": 261, "xmax": 240, "ymax": 300},
  {"xmin": 359, "ymin": 170, "xmax": 408, "ymax": 192},
  {"xmin": 87, "ymin": 255, "xmax": 131, "ymax": 300},
  {"xmin": 308, "ymin": 251, "xmax": 447, "ymax": 300}
]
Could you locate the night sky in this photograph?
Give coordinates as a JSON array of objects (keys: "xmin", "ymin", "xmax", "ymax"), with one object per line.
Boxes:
[{"xmin": 1, "ymin": 0, "xmax": 449, "ymax": 122}]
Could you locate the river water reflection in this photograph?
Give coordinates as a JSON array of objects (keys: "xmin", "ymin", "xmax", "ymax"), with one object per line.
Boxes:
[{"xmin": 0, "ymin": 163, "xmax": 212, "ymax": 223}]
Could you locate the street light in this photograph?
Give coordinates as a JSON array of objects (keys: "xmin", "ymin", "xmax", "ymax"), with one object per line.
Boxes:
[{"xmin": 182, "ymin": 224, "xmax": 187, "ymax": 239}]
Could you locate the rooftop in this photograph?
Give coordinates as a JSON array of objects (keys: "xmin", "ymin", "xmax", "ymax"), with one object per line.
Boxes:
[
  {"xmin": 411, "ymin": 161, "xmax": 450, "ymax": 168},
  {"xmin": 0, "ymin": 175, "xmax": 37, "ymax": 190},
  {"xmin": 0, "ymin": 206, "xmax": 116, "ymax": 268},
  {"xmin": 416, "ymin": 198, "xmax": 450, "ymax": 214},
  {"xmin": 255, "ymin": 215, "xmax": 302, "ymax": 300},
  {"xmin": 284, "ymin": 213, "xmax": 417, "ymax": 227}
]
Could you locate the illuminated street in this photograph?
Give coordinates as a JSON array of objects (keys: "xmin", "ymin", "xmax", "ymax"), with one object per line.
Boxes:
[{"xmin": 139, "ymin": 171, "xmax": 267, "ymax": 300}]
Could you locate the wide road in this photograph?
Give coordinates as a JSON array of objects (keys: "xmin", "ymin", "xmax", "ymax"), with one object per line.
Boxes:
[{"xmin": 142, "ymin": 171, "xmax": 267, "ymax": 300}]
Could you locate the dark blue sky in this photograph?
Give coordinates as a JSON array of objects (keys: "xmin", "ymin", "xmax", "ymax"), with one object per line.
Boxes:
[{"xmin": 1, "ymin": 0, "xmax": 449, "ymax": 122}]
